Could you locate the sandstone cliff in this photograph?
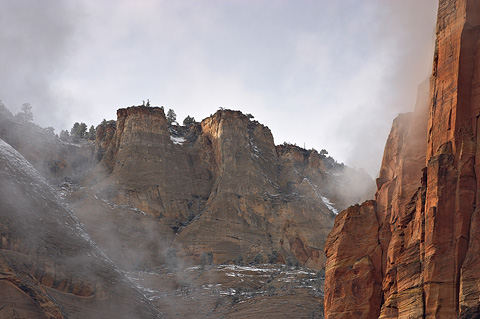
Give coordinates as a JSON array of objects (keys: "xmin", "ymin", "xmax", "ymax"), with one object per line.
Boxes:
[
  {"xmin": 85, "ymin": 106, "xmax": 373, "ymax": 270},
  {"xmin": 325, "ymin": 0, "xmax": 480, "ymax": 317}
]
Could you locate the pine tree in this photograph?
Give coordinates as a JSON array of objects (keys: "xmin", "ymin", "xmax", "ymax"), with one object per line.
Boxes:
[
  {"xmin": 166, "ymin": 109, "xmax": 177, "ymax": 125},
  {"xmin": 15, "ymin": 103, "xmax": 33, "ymax": 123},
  {"xmin": 59, "ymin": 130, "xmax": 70, "ymax": 141},
  {"xmin": 78, "ymin": 123, "xmax": 87, "ymax": 138},
  {"xmin": 70, "ymin": 122, "xmax": 88, "ymax": 140},
  {"xmin": 88, "ymin": 125, "xmax": 96, "ymax": 140},
  {"xmin": 71, "ymin": 122, "xmax": 80, "ymax": 136},
  {"xmin": 183, "ymin": 115, "xmax": 195, "ymax": 126}
]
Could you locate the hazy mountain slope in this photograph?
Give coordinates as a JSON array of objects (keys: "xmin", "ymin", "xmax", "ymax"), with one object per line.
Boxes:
[
  {"xmin": 0, "ymin": 138, "xmax": 162, "ymax": 318},
  {"xmin": 0, "ymin": 102, "xmax": 93, "ymax": 181}
]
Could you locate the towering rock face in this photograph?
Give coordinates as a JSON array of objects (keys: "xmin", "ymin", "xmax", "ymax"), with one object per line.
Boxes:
[
  {"xmin": 324, "ymin": 200, "xmax": 383, "ymax": 319},
  {"xmin": 325, "ymin": 96, "xmax": 428, "ymax": 319},
  {"xmin": 0, "ymin": 139, "xmax": 161, "ymax": 318},
  {"xmin": 427, "ymin": 1, "xmax": 480, "ymax": 316},
  {"xmin": 90, "ymin": 106, "xmax": 373, "ymax": 270},
  {"xmin": 325, "ymin": 0, "xmax": 480, "ymax": 317}
]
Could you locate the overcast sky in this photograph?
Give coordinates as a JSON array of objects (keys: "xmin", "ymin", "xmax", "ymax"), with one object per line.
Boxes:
[{"xmin": 0, "ymin": 0, "xmax": 438, "ymax": 177}]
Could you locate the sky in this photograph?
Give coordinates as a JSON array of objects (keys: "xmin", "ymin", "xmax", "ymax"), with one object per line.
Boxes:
[{"xmin": 0, "ymin": 0, "xmax": 438, "ymax": 177}]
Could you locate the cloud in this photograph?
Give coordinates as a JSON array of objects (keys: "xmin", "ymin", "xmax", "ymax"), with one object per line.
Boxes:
[
  {"xmin": 0, "ymin": 0, "xmax": 438, "ymax": 176},
  {"xmin": 0, "ymin": 0, "xmax": 83, "ymax": 125}
]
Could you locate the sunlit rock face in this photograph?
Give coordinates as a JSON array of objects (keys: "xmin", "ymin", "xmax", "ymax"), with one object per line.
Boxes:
[
  {"xmin": 0, "ymin": 139, "xmax": 161, "ymax": 319},
  {"xmin": 325, "ymin": 98, "xmax": 428, "ymax": 319},
  {"xmin": 92, "ymin": 106, "xmax": 374, "ymax": 270},
  {"xmin": 324, "ymin": 200, "xmax": 383, "ymax": 319},
  {"xmin": 325, "ymin": 0, "xmax": 480, "ymax": 317}
]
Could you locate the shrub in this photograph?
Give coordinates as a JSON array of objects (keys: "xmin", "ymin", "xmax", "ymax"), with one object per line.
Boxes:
[
  {"xmin": 267, "ymin": 250, "xmax": 278, "ymax": 264},
  {"xmin": 233, "ymin": 255, "xmax": 244, "ymax": 266},
  {"xmin": 251, "ymin": 253, "xmax": 264, "ymax": 265},
  {"xmin": 201, "ymin": 252, "xmax": 214, "ymax": 269}
]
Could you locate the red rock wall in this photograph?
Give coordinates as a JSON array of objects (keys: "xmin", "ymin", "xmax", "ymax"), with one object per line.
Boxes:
[
  {"xmin": 324, "ymin": 201, "xmax": 382, "ymax": 319},
  {"xmin": 325, "ymin": 0, "xmax": 480, "ymax": 317},
  {"xmin": 425, "ymin": 0, "xmax": 480, "ymax": 316},
  {"xmin": 325, "ymin": 99, "xmax": 428, "ymax": 318}
]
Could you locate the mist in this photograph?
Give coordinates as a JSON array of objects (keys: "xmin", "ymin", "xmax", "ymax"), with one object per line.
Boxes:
[{"xmin": 0, "ymin": 0, "xmax": 438, "ymax": 177}]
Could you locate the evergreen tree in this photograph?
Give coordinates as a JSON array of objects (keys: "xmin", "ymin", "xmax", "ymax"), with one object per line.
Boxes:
[
  {"xmin": 70, "ymin": 122, "xmax": 88, "ymax": 140},
  {"xmin": 183, "ymin": 115, "xmax": 195, "ymax": 126},
  {"xmin": 88, "ymin": 125, "xmax": 96, "ymax": 140},
  {"xmin": 15, "ymin": 103, "xmax": 33, "ymax": 123},
  {"xmin": 59, "ymin": 130, "xmax": 70, "ymax": 141},
  {"xmin": 78, "ymin": 122, "xmax": 87, "ymax": 138},
  {"xmin": 71, "ymin": 122, "xmax": 80, "ymax": 136},
  {"xmin": 166, "ymin": 109, "xmax": 177, "ymax": 125}
]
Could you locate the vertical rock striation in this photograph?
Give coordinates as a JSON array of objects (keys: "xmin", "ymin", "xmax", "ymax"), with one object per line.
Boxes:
[{"xmin": 325, "ymin": 0, "xmax": 480, "ymax": 317}]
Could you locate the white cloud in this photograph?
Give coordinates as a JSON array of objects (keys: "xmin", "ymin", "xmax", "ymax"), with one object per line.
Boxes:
[{"xmin": 0, "ymin": 0, "xmax": 438, "ymax": 177}]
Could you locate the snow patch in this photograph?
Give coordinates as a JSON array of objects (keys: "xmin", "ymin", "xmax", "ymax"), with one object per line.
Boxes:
[
  {"xmin": 221, "ymin": 264, "xmax": 277, "ymax": 273},
  {"xmin": 94, "ymin": 192, "xmax": 148, "ymax": 216},
  {"xmin": 321, "ymin": 195, "xmax": 339, "ymax": 215},
  {"xmin": 0, "ymin": 139, "xmax": 46, "ymax": 186},
  {"xmin": 300, "ymin": 177, "xmax": 339, "ymax": 214},
  {"xmin": 170, "ymin": 136, "xmax": 186, "ymax": 145}
]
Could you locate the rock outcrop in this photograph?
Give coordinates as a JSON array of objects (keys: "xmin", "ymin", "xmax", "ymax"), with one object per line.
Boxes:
[
  {"xmin": 87, "ymin": 106, "xmax": 374, "ymax": 270},
  {"xmin": 325, "ymin": 0, "xmax": 480, "ymax": 317}
]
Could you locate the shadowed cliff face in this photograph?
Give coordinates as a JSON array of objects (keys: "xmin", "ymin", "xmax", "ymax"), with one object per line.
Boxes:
[
  {"xmin": 325, "ymin": 0, "xmax": 480, "ymax": 318},
  {"xmin": 0, "ymin": 139, "xmax": 162, "ymax": 319},
  {"xmin": 87, "ymin": 106, "xmax": 373, "ymax": 270}
]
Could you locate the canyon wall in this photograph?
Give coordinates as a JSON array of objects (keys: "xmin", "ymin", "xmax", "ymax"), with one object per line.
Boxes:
[
  {"xmin": 324, "ymin": 0, "xmax": 480, "ymax": 317},
  {"xmin": 89, "ymin": 106, "xmax": 374, "ymax": 270}
]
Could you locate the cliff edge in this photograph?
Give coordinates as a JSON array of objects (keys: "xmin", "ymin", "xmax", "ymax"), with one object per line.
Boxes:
[{"xmin": 85, "ymin": 106, "xmax": 374, "ymax": 270}]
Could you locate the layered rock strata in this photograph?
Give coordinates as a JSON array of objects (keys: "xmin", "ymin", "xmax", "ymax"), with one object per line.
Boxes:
[
  {"xmin": 90, "ymin": 106, "xmax": 374, "ymax": 269},
  {"xmin": 325, "ymin": 0, "xmax": 480, "ymax": 317}
]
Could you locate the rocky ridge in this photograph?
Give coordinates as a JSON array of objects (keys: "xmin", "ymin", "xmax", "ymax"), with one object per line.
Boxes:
[
  {"xmin": 88, "ymin": 106, "xmax": 373, "ymax": 270},
  {"xmin": 324, "ymin": 0, "xmax": 480, "ymax": 318},
  {"xmin": 0, "ymin": 99, "xmax": 373, "ymax": 317}
]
